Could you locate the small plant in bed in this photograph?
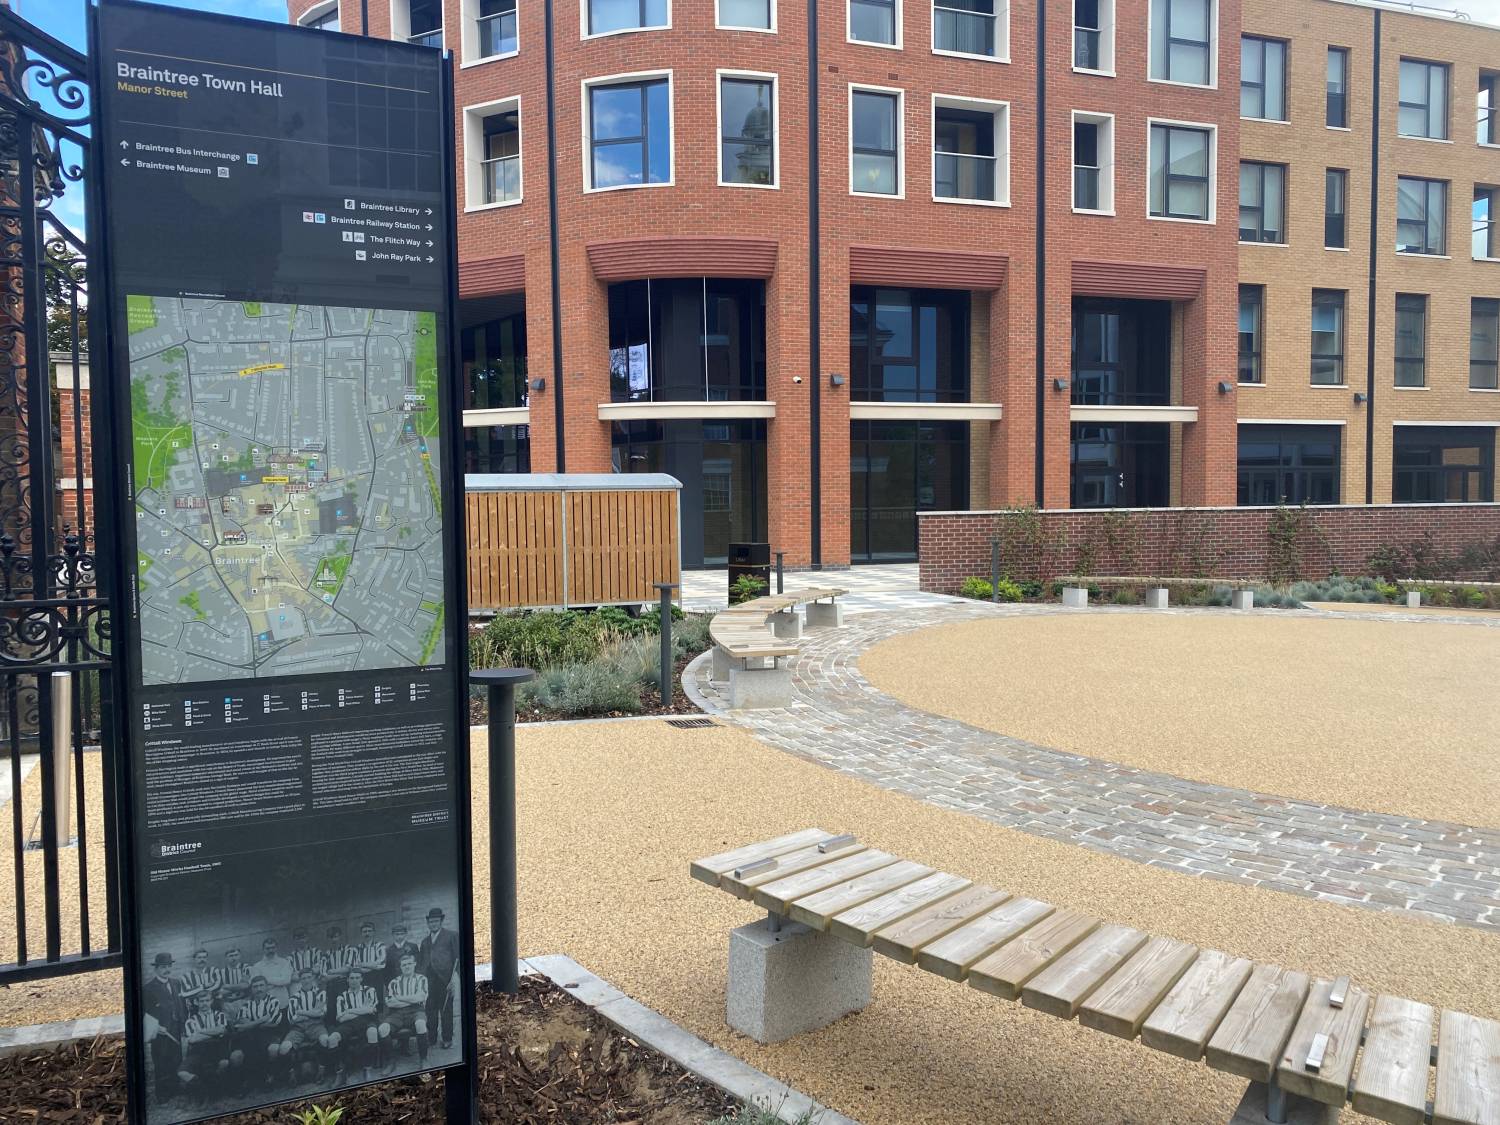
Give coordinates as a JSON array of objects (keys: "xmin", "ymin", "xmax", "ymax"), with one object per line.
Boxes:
[
  {"xmin": 730, "ymin": 573, "xmax": 769, "ymax": 604},
  {"xmin": 468, "ymin": 606, "xmax": 715, "ymax": 721}
]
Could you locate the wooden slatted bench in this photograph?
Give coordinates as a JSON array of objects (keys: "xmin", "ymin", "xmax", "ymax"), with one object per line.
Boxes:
[
  {"xmin": 707, "ymin": 589, "xmax": 847, "ymax": 710},
  {"xmin": 692, "ymin": 829, "xmax": 1500, "ymax": 1125}
]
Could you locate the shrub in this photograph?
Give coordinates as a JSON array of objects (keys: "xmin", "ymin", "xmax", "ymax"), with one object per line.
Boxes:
[
  {"xmin": 672, "ymin": 612, "xmax": 713, "ymax": 657},
  {"xmin": 1018, "ymin": 579, "xmax": 1044, "ymax": 599},
  {"xmin": 730, "ymin": 574, "xmax": 768, "ymax": 604},
  {"xmin": 1111, "ymin": 587, "xmax": 1137, "ymax": 605},
  {"xmin": 993, "ymin": 577, "xmax": 1024, "ymax": 602},
  {"xmin": 519, "ymin": 661, "xmax": 642, "ymax": 716},
  {"xmin": 1464, "ymin": 586, "xmax": 1487, "ymax": 608},
  {"xmin": 638, "ymin": 603, "xmax": 685, "ymax": 633},
  {"xmin": 959, "ymin": 576, "xmax": 993, "ymax": 600},
  {"xmin": 599, "ymin": 635, "xmax": 659, "ymax": 688},
  {"xmin": 481, "ymin": 610, "xmax": 614, "ymax": 669}
]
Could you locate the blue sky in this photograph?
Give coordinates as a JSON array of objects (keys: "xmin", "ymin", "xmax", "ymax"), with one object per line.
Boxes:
[{"xmin": 23, "ymin": 0, "xmax": 290, "ymax": 52}]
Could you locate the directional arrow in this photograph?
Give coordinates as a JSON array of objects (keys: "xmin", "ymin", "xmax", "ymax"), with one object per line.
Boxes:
[
  {"xmin": 120, "ymin": 158, "xmax": 130, "ymax": 167},
  {"xmin": 425, "ymin": 240, "xmax": 433, "ymax": 247},
  {"xmin": 425, "ymin": 224, "xmax": 433, "ymax": 231},
  {"xmin": 119, "ymin": 140, "xmax": 128, "ymax": 149},
  {"xmin": 425, "ymin": 256, "xmax": 434, "ymax": 263},
  {"xmin": 424, "ymin": 207, "xmax": 433, "ymax": 215}
]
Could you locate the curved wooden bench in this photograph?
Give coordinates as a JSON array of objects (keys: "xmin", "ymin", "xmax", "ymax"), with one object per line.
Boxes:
[
  {"xmin": 692, "ymin": 829, "xmax": 1500, "ymax": 1125},
  {"xmin": 707, "ymin": 589, "xmax": 847, "ymax": 710}
]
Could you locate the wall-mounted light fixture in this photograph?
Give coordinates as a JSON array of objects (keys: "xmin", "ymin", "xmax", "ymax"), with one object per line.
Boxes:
[
  {"xmin": 1217, "ymin": 381, "xmax": 1233, "ymax": 394},
  {"xmin": 829, "ymin": 373, "xmax": 846, "ymax": 387},
  {"xmin": 529, "ymin": 377, "xmax": 546, "ymax": 392},
  {"xmin": 1353, "ymin": 392, "xmax": 1368, "ymax": 405},
  {"xmin": 1053, "ymin": 377, "xmax": 1069, "ymax": 392}
]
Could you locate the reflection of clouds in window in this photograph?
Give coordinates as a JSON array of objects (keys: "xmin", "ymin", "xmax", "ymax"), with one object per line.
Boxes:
[{"xmin": 593, "ymin": 147, "xmax": 642, "ymax": 188}]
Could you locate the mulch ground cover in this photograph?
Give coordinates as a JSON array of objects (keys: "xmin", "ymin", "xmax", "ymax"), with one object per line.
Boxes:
[{"xmin": 1, "ymin": 977, "xmax": 737, "ymax": 1124}]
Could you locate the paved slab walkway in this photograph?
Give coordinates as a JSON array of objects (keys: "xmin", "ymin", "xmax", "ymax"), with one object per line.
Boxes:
[
  {"xmin": 683, "ymin": 601, "xmax": 1500, "ymax": 931},
  {"xmin": 680, "ymin": 562, "xmax": 964, "ymax": 616}
]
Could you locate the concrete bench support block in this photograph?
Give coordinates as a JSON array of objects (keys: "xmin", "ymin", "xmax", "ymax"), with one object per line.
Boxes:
[
  {"xmin": 711, "ymin": 646, "xmax": 745, "ymax": 683},
  {"xmin": 1061, "ymin": 586, "xmax": 1089, "ymax": 609},
  {"xmin": 727, "ymin": 662, "xmax": 792, "ymax": 709},
  {"xmin": 1232, "ymin": 589, "xmax": 1255, "ymax": 611},
  {"xmin": 805, "ymin": 601, "xmax": 844, "ymax": 628},
  {"xmin": 1145, "ymin": 587, "xmax": 1169, "ymax": 609},
  {"xmin": 1227, "ymin": 1081, "xmax": 1338, "ymax": 1125},
  {"xmin": 770, "ymin": 609, "xmax": 802, "ymax": 640},
  {"xmin": 1406, "ymin": 590, "xmax": 1421, "ymax": 608},
  {"xmin": 727, "ymin": 918, "xmax": 872, "ymax": 1044}
]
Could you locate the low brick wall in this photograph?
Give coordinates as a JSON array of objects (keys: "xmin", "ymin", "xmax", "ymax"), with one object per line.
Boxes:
[{"xmin": 918, "ymin": 504, "xmax": 1500, "ymax": 593}]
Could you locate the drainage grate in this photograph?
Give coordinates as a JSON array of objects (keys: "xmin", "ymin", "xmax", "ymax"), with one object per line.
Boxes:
[{"xmin": 666, "ymin": 717, "xmax": 717, "ymax": 730}]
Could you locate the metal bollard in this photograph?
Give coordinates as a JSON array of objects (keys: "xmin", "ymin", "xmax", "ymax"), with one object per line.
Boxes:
[
  {"xmin": 655, "ymin": 581, "xmax": 678, "ymax": 708},
  {"xmin": 990, "ymin": 540, "xmax": 1001, "ymax": 603},
  {"xmin": 472, "ymin": 666, "xmax": 534, "ymax": 994},
  {"xmin": 775, "ymin": 551, "xmax": 785, "ymax": 595}
]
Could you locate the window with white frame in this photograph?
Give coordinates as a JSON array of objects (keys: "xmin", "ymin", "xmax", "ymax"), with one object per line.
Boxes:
[
  {"xmin": 1072, "ymin": 112, "xmax": 1114, "ymax": 212},
  {"xmin": 587, "ymin": 0, "xmax": 668, "ymax": 37},
  {"xmin": 586, "ymin": 76, "xmax": 671, "ymax": 189},
  {"xmin": 464, "ymin": 99, "xmax": 521, "ymax": 208},
  {"xmin": 392, "ymin": 0, "xmax": 443, "ymax": 46},
  {"xmin": 933, "ymin": 0, "xmax": 1006, "ymax": 60},
  {"xmin": 718, "ymin": 0, "xmax": 773, "ymax": 29},
  {"xmin": 463, "ymin": 0, "xmax": 517, "ymax": 60},
  {"xmin": 850, "ymin": 87, "xmax": 901, "ymax": 196},
  {"xmin": 1149, "ymin": 0, "xmax": 1213, "ymax": 86},
  {"xmin": 299, "ymin": 0, "xmax": 339, "ymax": 31},
  {"xmin": 1241, "ymin": 36, "xmax": 1287, "ymax": 121},
  {"xmin": 1239, "ymin": 161, "xmax": 1286, "ymax": 243},
  {"xmin": 1398, "ymin": 58, "xmax": 1449, "ymax": 140},
  {"xmin": 932, "ymin": 97, "xmax": 1008, "ymax": 204},
  {"xmin": 1148, "ymin": 121, "xmax": 1213, "ymax": 221},
  {"xmin": 1073, "ymin": 0, "xmax": 1113, "ymax": 72},
  {"xmin": 719, "ymin": 75, "xmax": 776, "ymax": 186},
  {"xmin": 850, "ymin": 0, "xmax": 899, "ymax": 47}
]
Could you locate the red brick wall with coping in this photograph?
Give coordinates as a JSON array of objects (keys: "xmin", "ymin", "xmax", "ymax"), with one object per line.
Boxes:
[{"xmin": 917, "ymin": 503, "xmax": 1500, "ymax": 590}]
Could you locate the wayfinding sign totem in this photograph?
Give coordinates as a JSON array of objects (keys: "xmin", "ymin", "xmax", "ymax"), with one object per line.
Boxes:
[{"xmin": 94, "ymin": 2, "xmax": 475, "ymax": 1121}]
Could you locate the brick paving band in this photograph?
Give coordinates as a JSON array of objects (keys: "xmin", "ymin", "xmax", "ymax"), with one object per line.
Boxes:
[{"xmin": 683, "ymin": 603, "xmax": 1500, "ymax": 931}]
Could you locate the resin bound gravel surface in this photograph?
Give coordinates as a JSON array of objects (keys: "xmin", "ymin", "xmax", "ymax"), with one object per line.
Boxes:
[
  {"xmin": 7, "ymin": 720, "xmax": 1500, "ymax": 1124},
  {"xmin": 859, "ymin": 610, "xmax": 1500, "ymax": 828}
]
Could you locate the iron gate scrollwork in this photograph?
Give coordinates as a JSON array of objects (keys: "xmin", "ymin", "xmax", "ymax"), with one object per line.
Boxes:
[{"xmin": 0, "ymin": 4, "xmax": 122, "ymax": 982}]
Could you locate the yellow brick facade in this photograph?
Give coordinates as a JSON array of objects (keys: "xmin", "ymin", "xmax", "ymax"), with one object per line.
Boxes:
[{"xmin": 1238, "ymin": 0, "xmax": 1500, "ymax": 504}]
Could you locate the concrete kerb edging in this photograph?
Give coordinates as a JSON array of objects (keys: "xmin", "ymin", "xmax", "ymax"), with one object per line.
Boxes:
[{"xmin": 0, "ymin": 955, "xmax": 858, "ymax": 1125}]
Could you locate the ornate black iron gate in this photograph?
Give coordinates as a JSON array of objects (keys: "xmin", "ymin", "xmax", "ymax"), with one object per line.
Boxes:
[{"xmin": 0, "ymin": 5, "xmax": 121, "ymax": 983}]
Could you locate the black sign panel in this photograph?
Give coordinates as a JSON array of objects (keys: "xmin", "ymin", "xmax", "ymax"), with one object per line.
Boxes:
[{"xmin": 94, "ymin": 3, "xmax": 472, "ymax": 1121}]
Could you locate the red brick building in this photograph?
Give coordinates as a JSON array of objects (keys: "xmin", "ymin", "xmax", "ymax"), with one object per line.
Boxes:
[{"xmin": 285, "ymin": 0, "xmax": 1498, "ymax": 568}]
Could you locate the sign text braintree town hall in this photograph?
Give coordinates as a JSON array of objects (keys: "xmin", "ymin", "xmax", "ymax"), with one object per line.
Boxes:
[{"xmin": 116, "ymin": 62, "xmax": 285, "ymax": 98}]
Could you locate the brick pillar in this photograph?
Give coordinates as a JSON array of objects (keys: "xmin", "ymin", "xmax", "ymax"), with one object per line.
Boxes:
[{"xmin": 767, "ymin": 260, "xmax": 813, "ymax": 567}]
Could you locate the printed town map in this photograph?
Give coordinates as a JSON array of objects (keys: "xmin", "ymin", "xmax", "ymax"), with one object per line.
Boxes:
[{"xmin": 127, "ymin": 296, "xmax": 447, "ymax": 685}]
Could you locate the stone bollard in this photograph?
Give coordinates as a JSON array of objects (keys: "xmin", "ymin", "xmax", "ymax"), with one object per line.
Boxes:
[
  {"xmin": 1406, "ymin": 591, "xmax": 1421, "ymax": 608},
  {"xmin": 1232, "ymin": 589, "xmax": 1255, "ymax": 611},
  {"xmin": 1061, "ymin": 586, "xmax": 1089, "ymax": 608},
  {"xmin": 1145, "ymin": 587, "xmax": 1169, "ymax": 609}
]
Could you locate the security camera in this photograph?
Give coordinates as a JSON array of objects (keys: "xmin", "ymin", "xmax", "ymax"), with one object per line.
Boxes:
[{"xmin": 792, "ymin": 375, "xmax": 803, "ymax": 384}]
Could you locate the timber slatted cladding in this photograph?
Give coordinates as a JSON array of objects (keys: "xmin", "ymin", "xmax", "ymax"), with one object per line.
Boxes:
[{"xmin": 465, "ymin": 485, "xmax": 680, "ymax": 611}]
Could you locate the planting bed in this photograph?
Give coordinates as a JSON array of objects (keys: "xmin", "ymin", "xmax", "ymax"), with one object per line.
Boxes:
[{"xmin": 0, "ymin": 976, "xmax": 736, "ymax": 1124}]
